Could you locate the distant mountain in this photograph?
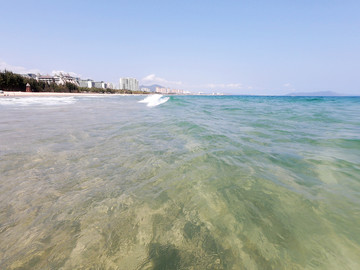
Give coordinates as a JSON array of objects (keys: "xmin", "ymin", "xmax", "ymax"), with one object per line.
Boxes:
[
  {"xmin": 139, "ymin": 84, "xmax": 164, "ymax": 92},
  {"xmin": 286, "ymin": 91, "xmax": 343, "ymax": 96}
]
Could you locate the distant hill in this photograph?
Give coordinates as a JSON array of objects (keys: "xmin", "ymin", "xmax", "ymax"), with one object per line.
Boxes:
[
  {"xmin": 139, "ymin": 84, "xmax": 164, "ymax": 92},
  {"xmin": 286, "ymin": 91, "xmax": 343, "ymax": 96}
]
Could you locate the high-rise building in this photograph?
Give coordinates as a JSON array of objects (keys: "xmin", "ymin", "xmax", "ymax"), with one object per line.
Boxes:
[
  {"xmin": 94, "ymin": 81, "xmax": 107, "ymax": 89},
  {"xmin": 107, "ymin": 83, "xmax": 114, "ymax": 89},
  {"xmin": 119, "ymin": 77, "xmax": 139, "ymax": 91},
  {"xmin": 79, "ymin": 79, "xmax": 94, "ymax": 88}
]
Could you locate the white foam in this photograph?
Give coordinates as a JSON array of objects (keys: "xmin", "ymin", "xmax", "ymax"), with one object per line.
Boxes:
[
  {"xmin": 138, "ymin": 94, "xmax": 169, "ymax": 107},
  {"xmin": 0, "ymin": 96, "xmax": 77, "ymax": 106}
]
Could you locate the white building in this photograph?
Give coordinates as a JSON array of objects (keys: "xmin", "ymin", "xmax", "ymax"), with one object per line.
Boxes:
[
  {"xmin": 37, "ymin": 75, "xmax": 54, "ymax": 84},
  {"xmin": 107, "ymin": 83, "xmax": 115, "ymax": 89},
  {"xmin": 53, "ymin": 73, "xmax": 79, "ymax": 86},
  {"xmin": 79, "ymin": 79, "xmax": 94, "ymax": 88},
  {"xmin": 94, "ymin": 81, "xmax": 107, "ymax": 89},
  {"xmin": 155, "ymin": 86, "xmax": 186, "ymax": 94},
  {"xmin": 119, "ymin": 77, "xmax": 139, "ymax": 91},
  {"xmin": 155, "ymin": 87, "xmax": 167, "ymax": 94},
  {"xmin": 140, "ymin": 87, "xmax": 151, "ymax": 92}
]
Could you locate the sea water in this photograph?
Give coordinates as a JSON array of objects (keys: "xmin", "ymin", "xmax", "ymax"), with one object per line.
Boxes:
[{"xmin": 0, "ymin": 95, "xmax": 359, "ymax": 269}]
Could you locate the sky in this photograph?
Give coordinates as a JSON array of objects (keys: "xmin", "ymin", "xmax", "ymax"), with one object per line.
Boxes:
[{"xmin": 1, "ymin": 0, "xmax": 359, "ymax": 95}]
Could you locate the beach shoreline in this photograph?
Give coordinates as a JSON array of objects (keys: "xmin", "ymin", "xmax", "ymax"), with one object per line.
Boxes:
[{"xmin": 0, "ymin": 91, "xmax": 143, "ymax": 97}]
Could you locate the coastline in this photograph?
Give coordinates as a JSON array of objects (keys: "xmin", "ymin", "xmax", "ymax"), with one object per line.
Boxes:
[{"xmin": 0, "ymin": 91, "xmax": 142, "ymax": 97}]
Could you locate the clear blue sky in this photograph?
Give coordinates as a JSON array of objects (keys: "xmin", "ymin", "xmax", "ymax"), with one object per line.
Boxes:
[{"xmin": 1, "ymin": 0, "xmax": 359, "ymax": 95}]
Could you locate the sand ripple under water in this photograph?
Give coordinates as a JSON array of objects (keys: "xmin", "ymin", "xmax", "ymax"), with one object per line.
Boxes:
[{"xmin": 0, "ymin": 95, "xmax": 359, "ymax": 269}]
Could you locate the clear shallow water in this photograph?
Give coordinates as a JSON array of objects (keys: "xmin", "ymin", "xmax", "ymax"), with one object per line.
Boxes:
[{"xmin": 0, "ymin": 95, "xmax": 359, "ymax": 269}]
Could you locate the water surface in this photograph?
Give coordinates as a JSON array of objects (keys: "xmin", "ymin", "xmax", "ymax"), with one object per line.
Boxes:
[{"xmin": 0, "ymin": 95, "xmax": 359, "ymax": 269}]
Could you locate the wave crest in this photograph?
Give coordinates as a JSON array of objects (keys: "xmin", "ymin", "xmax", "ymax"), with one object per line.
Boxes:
[{"xmin": 138, "ymin": 94, "xmax": 169, "ymax": 107}]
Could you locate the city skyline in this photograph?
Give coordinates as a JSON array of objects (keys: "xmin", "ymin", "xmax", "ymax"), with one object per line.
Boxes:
[
  {"xmin": 1, "ymin": 0, "xmax": 360, "ymax": 95},
  {"xmin": 119, "ymin": 77, "xmax": 139, "ymax": 91}
]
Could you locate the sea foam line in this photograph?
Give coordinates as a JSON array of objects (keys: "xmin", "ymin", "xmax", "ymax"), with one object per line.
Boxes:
[{"xmin": 0, "ymin": 96, "xmax": 77, "ymax": 106}]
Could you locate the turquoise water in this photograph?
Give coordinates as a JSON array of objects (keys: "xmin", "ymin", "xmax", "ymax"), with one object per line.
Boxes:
[{"xmin": 0, "ymin": 95, "xmax": 359, "ymax": 269}]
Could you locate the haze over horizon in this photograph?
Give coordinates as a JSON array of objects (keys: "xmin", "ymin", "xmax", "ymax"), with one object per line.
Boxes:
[{"xmin": 1, "ymin": 0, "xmax": 359, "ymax": 95}]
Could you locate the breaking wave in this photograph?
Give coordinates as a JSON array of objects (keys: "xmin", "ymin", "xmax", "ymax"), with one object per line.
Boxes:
[{"xmin": 138, "ymin": 94, "xmax": 169, "ymax": 107}]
